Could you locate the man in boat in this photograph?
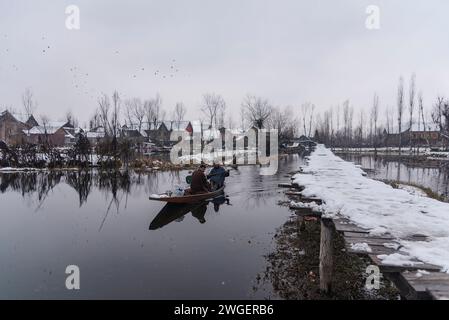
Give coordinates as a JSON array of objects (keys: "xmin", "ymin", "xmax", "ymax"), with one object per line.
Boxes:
[
  {"xmin": 190, "ymin": 164, "xmax": 211, "ymax": 194},
  {"xmin": 207, "ymin": 162, "xmax": 230, "ymax": 190}
]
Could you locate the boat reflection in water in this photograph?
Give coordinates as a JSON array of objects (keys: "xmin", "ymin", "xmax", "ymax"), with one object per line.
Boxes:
[{"xmin": 149, "ymin": 195, "xmax": 230, "ymax": 230}]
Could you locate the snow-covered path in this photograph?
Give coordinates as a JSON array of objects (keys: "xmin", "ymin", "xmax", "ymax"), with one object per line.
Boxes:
[{"xmin": 293, "ymin": 145, "xmax": 449, "ymax": 272}]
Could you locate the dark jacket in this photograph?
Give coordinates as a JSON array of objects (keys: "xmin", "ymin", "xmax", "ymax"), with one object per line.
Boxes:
[
  {"xmin": 207, "ymin": 166, "xmax": 229, "ymax": 187},
  {"xmin": 190, "ymin": 169, "xmax": 210, "ymax": 194}
]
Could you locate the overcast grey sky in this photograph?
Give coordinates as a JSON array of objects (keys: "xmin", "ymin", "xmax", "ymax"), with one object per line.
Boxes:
[{"xmin": 1, "ymin": 0, "xmax": 449, "ymax": 125}]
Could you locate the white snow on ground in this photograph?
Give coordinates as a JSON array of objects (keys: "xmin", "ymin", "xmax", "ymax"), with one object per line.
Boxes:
[
  {"xmin": 289, "ymin": 200, "xmax": 324, "ymax": 212},
  {"xmin": 350, "ymin": 242, "xmax": 372, "ymax": 253},
  {"xmin": 292, "ymin": 144, "xmax": 449, "ymax": 272},
  {"xmin": 397, "ymin": 184, "xmax": 427, "ymax": 197},
  {"xmin": 415, "ymin": 270, "xmax": 430, "ymax": 278}
]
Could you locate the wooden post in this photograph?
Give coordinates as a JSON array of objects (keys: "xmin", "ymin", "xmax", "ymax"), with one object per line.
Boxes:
[{"xmin": 319, "ymin": 218, "xmax": 334, "ymax": 294}]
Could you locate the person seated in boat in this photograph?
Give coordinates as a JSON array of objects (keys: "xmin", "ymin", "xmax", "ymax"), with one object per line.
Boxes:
[
  {"xmin": 190, "ymin": 164, "xmax": 211, "ymax": 194},
  {"xmin": 207, "ymin": 162, "xmax": 230, "ymax": 190}
]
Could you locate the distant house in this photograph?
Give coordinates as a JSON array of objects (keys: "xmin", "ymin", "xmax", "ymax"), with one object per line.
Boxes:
[
  {"xmin": 144, "ymin": 121, "xmax": 195, "ymax": 146},
  {"xmin": 121, "ymin": 125, "xmax": 145, "ymax": 143},
  {"xmin": 0, "ymin": 110, "xmax": 38, "ymax": 145},
  {"xmin": 294, "ymin": 135, "xmax": 317, "ymax": 148},
  {"xmin": 382, "ymin": 123, "xmax": 449, "ymax": 147},
  {"xmin": 84, "ymin": 126, "xmax": 106, "ymax": 145},
  {"xmin": 145, "ymin": 122, "xmax": 172, "ymax": 146},
  {"xmin": 23, "ymin": 121, "xmax": 74, "ymax": 147}
]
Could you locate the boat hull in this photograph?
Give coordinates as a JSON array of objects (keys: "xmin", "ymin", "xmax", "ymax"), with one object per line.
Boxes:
[{"xmin": 149, "ymin": 186, "xmax": 225, "ymax": 204}]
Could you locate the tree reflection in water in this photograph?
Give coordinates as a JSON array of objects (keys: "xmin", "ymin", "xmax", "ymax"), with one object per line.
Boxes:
[{"xmin": 0, "ymin": 169, "xmax": 171, "ymax": 206}]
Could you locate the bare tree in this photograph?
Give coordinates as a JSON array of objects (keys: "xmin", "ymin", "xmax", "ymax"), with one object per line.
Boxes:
[
  {"xmin": 308, "ymin": 104, "xmax": 315, "ymax": 137},
  {"xmin": 343, "ymin": 100, "xmax": 353, "ymax": 148},
  {"xmin": 227, "ymin": 115, "xmax": 235, "ymax": 130},
  {"xmin": 143, "ymin": 100, "xmax": 154, "ymax": 130},
  {"xmin": 408, "ymin": 73, "xmax": 416, "ymax": 151},
  {"xmin": 270, "ymin": 106, "xmax": 295, "ymax": 141},
  {"xmin": 432, "ymin": 96, "xmax": 446, "ymax": 132},
  {"xmin": 417, "ymin": 92, "xmax": 427, "ymax": 151},
  {"xmin": 372, "ymin": 93, "xmax": 379, "ymax": 152},
  {"xmin": 241, "ymin": 95, "xmax": 272, "ymax": 130},
  {"xmin": 397, "ymin": 76, "xmax": 404, "ymax": 153},
  {"xmin": 152, "ymin": 93, "xmax": 162, "ymax": 129},
  {"xmin": 39, "ymin": 115, "xmax": 51, "ymax": 148},
  {"xmin": 300, "ymin": 103, "xmax": 310, "ymax": 136},
  {"xmin": 111, "ymin": 91, "xmax": 121, "ymax": 138},
  {"xmin": 124, "ymin": 98, "xmax": 145, "ymax": 132},
  {"xmin": 385, "ymin": 106, "xmax": 392, "ymax": 134},
  {"xmin": 98, "ymin": 93, "xmax": 111, "ymax": 135},
  {"xmin": 22, "ymin": 88, "xmax": 37, "ymax": 117},
  {"xmin": 90, "ymin": 109, "xmax": 101, "ymax": 130},
  {"xmin": 201, "ymin": 93, "xmax": 226, "ymax": 128},
  {"xmin": 174, "ymin": 102, "xmax": 186, "ymax": 130},
  {"xmin": 356, "ymin": 109, "xmax": 365, "ymax": 149}
]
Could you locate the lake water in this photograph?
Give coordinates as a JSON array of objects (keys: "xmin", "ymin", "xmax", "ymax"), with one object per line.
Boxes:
[
  {"xmin": 338, "ymin": 153, "xmax": 449, "ymax": 201},
  {"xmin": 0, "ymin": 155, "xmax": 305, "ymax": 299}
]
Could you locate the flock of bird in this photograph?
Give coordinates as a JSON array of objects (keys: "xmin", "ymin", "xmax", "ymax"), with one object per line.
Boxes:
[{"xmin": 1, "ymin": 33, "xmax": 187, "ymax": 101}]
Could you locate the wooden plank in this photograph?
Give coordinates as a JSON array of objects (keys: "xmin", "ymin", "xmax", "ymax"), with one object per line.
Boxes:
[
  {"xmin": 402, "ymin": 271, "xmax": 449, "ymax": 300},
  {"xmin": 386, "ymin": 273, "xmax": 430, "ymax": 300},
  {"xmin": 343, "ymin": 231, "xmax": 395, "ymax": 240},
  {"xmin": 368, "ymin": 254, "xmax": 441, "ymax": 273},
  {"xmin": 344, "ymin": 236, "xmax": 400, "ymax": 247},
  {"xmin": 429, "ymin": 290, "xmax": 449, "ymax": 300},
  {"xmin": 346, "ymin": 243, "xmax": 397, "ymax": 256},
  {"xmin": 285, "ymin": 191, "xmax": 303, "ymax": 196},
  {"xmin": 403, "ymin": 271, "xmax": 449, "ymax": 283},
  {"xmin": 333, "ymin": 220, "xmax": 369, "ymax": 234},
  {"xmin": 292, "ymin": 209, "xmax": 322, "ymax": 217}
]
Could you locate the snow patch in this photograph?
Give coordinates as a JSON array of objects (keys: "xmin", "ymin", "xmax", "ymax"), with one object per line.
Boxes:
[{"xmin": 350, "ymin": 242, "xmax": 372, "ymax": 253}]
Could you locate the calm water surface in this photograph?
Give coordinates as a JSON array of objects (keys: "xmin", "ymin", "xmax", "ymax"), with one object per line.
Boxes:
[
  {"xmin": 339, "ymin": 153, "xmax": 449, "ymax": 201},
  {"xmin": 0, "ymin": 155, "xmax": 304, "ymax": 299}
]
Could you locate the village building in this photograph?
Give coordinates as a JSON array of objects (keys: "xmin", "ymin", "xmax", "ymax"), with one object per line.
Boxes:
[
  {"xmin": 382, "ymin": 123, "xmax": 449, "ymax": 148},
  {"xmin": 83, "ymin": 126, "xmax": 106, "ymax": 145},
  {"xmin": 0, "ymin": 110, "xmax": 38, "ymax": 145},
  {"xmin": 144, "ymin": 121, "xmax": 193, "ymax": 146},
  {"xmin": 23, "ymin": 121, "xmax": 75, "ymax": 147}
]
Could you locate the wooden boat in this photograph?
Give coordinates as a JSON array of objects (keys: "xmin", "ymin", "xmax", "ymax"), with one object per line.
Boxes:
[{"xmin": 149, "ymin": 186, "xmax": 225, "ymax": 204}]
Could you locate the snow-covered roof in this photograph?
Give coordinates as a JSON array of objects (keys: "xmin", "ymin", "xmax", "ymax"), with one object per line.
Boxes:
[
  {"xmin": 65, "ymin": 131, "xmax": 75, "ymax": 139},
  {"xmin": 11, "ymin": 113, "xmax": 31, "ymax": 123},
  {"xmin": 190, "ymin": 120, "xmax": 204, "ymax": 132},
  {"xmin": 74, "ymin": 127, "xmax": 86, "ymax": 134},
  {"xmin": 202, "ymin": 128, "xmax": 221, "ymax": 140},
  {"xmin": 86, "ymin": 131, "xmax": 105, "ymax": 139},
  {"xmin": 0, "ymin": 110, "xmax": 33, "ymax": 124},
  {"xmin": 24, "ymin": 125, "xmax": 62, "ymax": 135},
  {"xmin": 47, "ymin": 121, "xmax": 69, "ymax": 129}
]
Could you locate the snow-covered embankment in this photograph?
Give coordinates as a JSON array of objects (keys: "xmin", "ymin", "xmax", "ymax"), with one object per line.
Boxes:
[{"xmin": 292, "ymin": 144, "xmax": 449, "ymax": 271}]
